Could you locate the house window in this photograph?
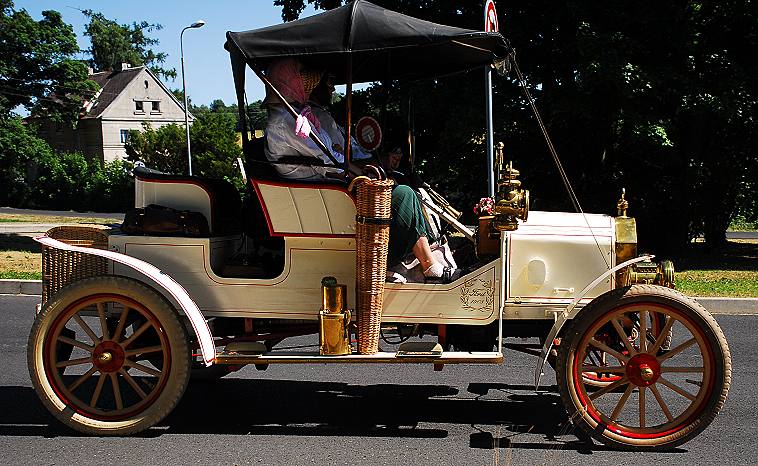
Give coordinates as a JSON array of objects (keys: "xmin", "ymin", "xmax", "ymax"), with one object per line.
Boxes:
[
  {"xmin": 120, "ymin": 129, "xmax": 130, "ymax": 144},
  {"xmin": 151, "ymin": 101, "xmax": 161, "ymax": 113},
  {"xmin": 135, "ymin": 101, "xmax": 144, "ymax": 112}
]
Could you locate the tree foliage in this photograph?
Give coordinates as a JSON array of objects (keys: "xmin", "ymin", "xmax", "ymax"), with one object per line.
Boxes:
[
  {"xmin": 0, "ymin": 116, "xmax": 133, "ymax": 211},
  {"xmin": 0, "ymin": 0, "xmax": 98, "ymax": 123},
  {"xmin": 0, "ymin": 116, "xmax": 56, "ymax": 205},
  {"xmin": 82, "ymin": 10, "xmax": 176, "ymax": 81},
  {"xmin": 125, "ymin": 108, "xmax": 244, "ymax": 187},
  {"xmin": 274, "ymin": 0, "xmax": 758, "ymax": 252}
]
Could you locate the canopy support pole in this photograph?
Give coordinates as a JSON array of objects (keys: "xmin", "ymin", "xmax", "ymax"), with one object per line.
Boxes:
[
  {"xmin": 407, "ymin": 95, "xmax": 415, "ymax": 174},
  {"xmin": 485, "ymin": 66, "xmax": 495, "ymax": 197},
  {"xmin": 344, "ymin": 54, "xmax": 353, "ymax": 170}
]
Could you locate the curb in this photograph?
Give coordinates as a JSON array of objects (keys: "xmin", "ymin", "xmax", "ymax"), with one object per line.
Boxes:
[
  {"xmin": 694, "ymin": 297, "xmax": 758, "ymax": 315},
  {"xmin": 0, "ymin": 279, "xmax": 42, "ymax": 295},
  {"xmin": 1, "ymin": 279, "xmax": 757, "ymax": 314}
]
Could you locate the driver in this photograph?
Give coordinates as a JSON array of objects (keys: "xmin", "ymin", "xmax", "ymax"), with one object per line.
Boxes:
[
  {"xmin": 263, "ymin": 59, "xmax": 453, "ymax": 281},
  {"xmin": 307, "ymin": 73, "xmax": 372, "ymax": 162}
]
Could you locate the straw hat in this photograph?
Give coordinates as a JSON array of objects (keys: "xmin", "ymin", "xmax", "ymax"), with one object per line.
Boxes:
[
  {"xmin": 301, "ymin": 69, "xmax": 323, "ymax": 98},
  {"xmin": 263, "ymin": 66, "xmax": 323, "ymax": 106}
]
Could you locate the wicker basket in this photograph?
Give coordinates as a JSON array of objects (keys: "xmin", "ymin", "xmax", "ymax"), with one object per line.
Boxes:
[
  {"xmin": 42, "ymin": 225, "xmax": 111, "ymax": 304},
  {"xmin": 351, "ymin": 176, "xmax": 394, "ymax": 354}
]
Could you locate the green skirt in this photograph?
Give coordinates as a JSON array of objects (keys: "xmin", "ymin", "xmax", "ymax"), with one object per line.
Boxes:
[{"xmin": 387, "ymin": 185, "xmax": 435, "ymax": 265}]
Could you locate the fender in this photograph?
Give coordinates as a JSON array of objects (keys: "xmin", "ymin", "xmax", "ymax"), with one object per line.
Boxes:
[
  {"xmin": 35, "ymin": 235, "xmax": 216, "ymax": 366},
  {"xmin": 534, "ymin": 254, "xmax": 653, "ymax": 389}
]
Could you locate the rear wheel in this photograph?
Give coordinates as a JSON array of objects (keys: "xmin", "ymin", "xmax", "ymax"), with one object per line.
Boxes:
[
  {"xmin": 28, "ymin": 276, "xmax": 191, "ymax": 435},
  {"xmin": 556, "ymin": 285, "xmax": 731, "ymax": 449}
]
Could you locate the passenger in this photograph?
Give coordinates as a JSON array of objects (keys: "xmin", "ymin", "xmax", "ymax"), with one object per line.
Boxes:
[
  {"xmin": 379, "ymin": 146, "xmax": 411, "ymax": 186},
  {"xmin": 263, "ymin": 59, "xmax": 343, "ymax": 180},
  {"xmin": 263, "ymin": 59, "xmax": 450, "ymax": 280}
]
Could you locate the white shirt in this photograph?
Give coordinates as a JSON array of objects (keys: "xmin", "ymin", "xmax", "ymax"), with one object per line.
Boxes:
[{"xmin": 264, "ymin": 105, "xmax": 344, "ymax": 180}]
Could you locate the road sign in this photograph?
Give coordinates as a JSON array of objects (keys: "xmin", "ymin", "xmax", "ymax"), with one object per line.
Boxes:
[
  {"xmin": 355, "ymin": 116, "xmax": 382, "ymax": 151},
  {"xmin": 484, "ymin": 0, "xmax": 499, "ymax": 32}
]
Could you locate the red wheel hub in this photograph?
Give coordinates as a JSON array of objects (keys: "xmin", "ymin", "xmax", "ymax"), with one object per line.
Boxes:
[
  {"xmin": 626, "ymin": 353, "xmax": 661, "ymax": 386},
  {"xmin": 92, "ymin": 340, "xmax": 125, "ymax": 373}
]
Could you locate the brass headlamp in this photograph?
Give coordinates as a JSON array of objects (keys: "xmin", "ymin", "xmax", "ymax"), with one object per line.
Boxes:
[{"xmin": 492, "ymin": 142, "xmax": 529, "ymax": 231}]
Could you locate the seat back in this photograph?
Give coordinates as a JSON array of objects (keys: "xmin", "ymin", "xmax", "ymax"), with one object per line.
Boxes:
[{"xmin": 134, "ymin": 166, "xmax": 242, "ymax": 236}]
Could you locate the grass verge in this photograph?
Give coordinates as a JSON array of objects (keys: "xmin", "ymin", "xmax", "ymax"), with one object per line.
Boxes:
[
  {"xmin": 0, "ymin": 270, "xmax": 42, "ymax": 280},
  {"xmin": 0, "ymin": 213, "xmax": 117, "ymax": 224},
  {"xmin": 672, "ymin": 239, "xmax": 758, "ymax": 297},
  {"xmin": 676, "ymin": 270, "xmax": 758, "ymax": 297}
]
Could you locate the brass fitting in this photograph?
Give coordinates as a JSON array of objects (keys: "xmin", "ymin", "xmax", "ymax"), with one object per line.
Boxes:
[
  {"xmin": 617, "ymin": 259, "xmax": 676, "ymax": 288},
  {"xmin": 321, "ymin": 276, "xmax": 346, "ymax": 314},
  {"xmin": 614, "ymin": 188, "xmax": 638, "ymax": 273},
  {"xmin": 492, "ymin": 142, "xmax": 529, "ymax": 231},
  {"xmin": 617, "ymin": 188, "xmax": 629, "ymax": 217},
  {"xmin": 319, "ymin": 276, "xmax": 352, "ymax": 356},
  {"xmin": 612, "ymin": 189, "xmax": 676, "ymax": 289}
]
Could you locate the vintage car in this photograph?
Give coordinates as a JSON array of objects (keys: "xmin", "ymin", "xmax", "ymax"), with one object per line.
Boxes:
[{"xmin": 28, "ymin": 0, "xmax": 730, "ymax": 449}]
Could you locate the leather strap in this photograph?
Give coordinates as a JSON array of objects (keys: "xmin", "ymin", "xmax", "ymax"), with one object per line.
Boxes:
[{"xmin": 355, "ymin": 215, "xmax": 392, "ymax": 225}]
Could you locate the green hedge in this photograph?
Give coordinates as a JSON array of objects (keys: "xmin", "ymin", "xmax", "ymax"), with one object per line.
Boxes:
[{"xmin": 0, "ymin": 116, "xmax": 133, "ymax": 212}]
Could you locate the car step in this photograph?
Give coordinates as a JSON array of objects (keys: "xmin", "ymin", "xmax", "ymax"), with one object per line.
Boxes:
[{"xmin": 214, "ymin": 350, "xmax": 503, "ymax": 365}]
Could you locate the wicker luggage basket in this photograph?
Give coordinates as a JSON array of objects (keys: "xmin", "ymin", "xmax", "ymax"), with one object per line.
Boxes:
[
  {"xmin": 350, "ymin": 176, "xmax": 394, "ymax": 354},
  {"xmin": 42, "ymin": 225, "xmax": 111, "ymax": 304}
]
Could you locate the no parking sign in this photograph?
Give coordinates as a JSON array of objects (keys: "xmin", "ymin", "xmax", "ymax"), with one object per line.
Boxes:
[{"xmin": 484, "ymin": 0, "xmax": 499, "ymax": 32}]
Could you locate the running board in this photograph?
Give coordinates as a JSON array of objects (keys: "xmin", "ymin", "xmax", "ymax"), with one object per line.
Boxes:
[{"xmin": 214, "ymin": 351, "xmax": 503, "ymax": 365}]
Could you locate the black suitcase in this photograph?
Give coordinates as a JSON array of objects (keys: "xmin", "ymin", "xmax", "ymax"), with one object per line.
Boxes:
[{"xmin": 121, "ymin": 204, "xmax": 210, "ymax": 237}]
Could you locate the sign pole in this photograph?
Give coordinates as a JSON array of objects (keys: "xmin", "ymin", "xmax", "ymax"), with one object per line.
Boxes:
[
  {"xmin": 486, "ymin": 67, "xmax": 495, "ymax": 198},
  {"xmin": 484, "ymin": 0, "xmax": 499, "ymax": 198}
]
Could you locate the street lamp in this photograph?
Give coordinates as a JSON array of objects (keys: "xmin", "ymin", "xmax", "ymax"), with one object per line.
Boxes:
[{"xmin": 180, "ymin": 20, "xmax": 205, "ymax": 176}]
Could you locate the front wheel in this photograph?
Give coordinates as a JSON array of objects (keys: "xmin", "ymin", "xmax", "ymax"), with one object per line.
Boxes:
[
  {"xmin": 556, "ymin": 285, "xmax": 731, "ymax": 449},
  {"xmin": 28, "ymin": 276, "xmax": 191, "ymax": 435}
]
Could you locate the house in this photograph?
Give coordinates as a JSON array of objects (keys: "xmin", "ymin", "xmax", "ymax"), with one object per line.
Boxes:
[{"xmin": 37, "ymin": 63, "xmax": 193, "ymax": 163}]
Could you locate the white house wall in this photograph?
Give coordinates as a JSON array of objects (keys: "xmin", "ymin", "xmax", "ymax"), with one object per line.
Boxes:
[
  {"xmin": 97, "ymin": 68, "xmax": 191, "ymax": 163},
  {"xmin": 101, "ymin": 119, "xmax": 182, "ymax": 163}
]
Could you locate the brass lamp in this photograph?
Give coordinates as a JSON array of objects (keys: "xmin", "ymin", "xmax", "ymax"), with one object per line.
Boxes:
[{"xmin": 492, "ymin": 142, "xmax": 529, "ymax": 231}]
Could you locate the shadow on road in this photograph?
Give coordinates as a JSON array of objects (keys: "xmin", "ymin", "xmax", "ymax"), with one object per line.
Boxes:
[
  {"xmin": 0, "ymin": 233, "xmax": 41, "ymax": 252},
  {"xmin": 0, "ymin": 380, "xmax": 686, "ymax": 453},
  {"xmin": 167, "ymin": 380, "xmax": 566, "ymax": 439}
]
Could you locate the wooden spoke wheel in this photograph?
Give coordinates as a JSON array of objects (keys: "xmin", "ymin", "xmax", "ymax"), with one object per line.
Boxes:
[
  {"xmin": 28, "ymin": 276, "xmax": 191, "ymax": 435},
  {"xmin": 556, "ymin": 285, "xmax": 731, "ymax": 449},
  {"xmin": 580, "ymin": 312, "xmax": 669, "ymax": 387}
]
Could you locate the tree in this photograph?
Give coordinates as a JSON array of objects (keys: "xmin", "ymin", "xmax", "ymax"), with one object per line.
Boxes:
[
  {"xmin": 125, "ymin": 112, "xmax": 243, "ymax": 186},
  {"xmin": 272, "ymin": 0, "xmax": 758, "ymax": 253},
  {"xmin": 0, "ymin": 116, "xmax": 56, "ymax": 206},
  {"xmin": 124, "ymin": 122, "xmax": 186, "ymax": 174},
  {"xmin": 0, "ymin": 0, "xmax": 98, "ymax": 123},
  {"xmin": 82, "ymin": 10, "xmax": 176, "ymax": 81},
  {"xmin": 190, "ymin": 111, "xmax": 244, "ymax": 183}
]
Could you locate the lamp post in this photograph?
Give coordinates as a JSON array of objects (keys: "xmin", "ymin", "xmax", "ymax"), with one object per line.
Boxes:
[{"xmin": 180, "ymin": 20, "xmax": 205, "ymax": 176}]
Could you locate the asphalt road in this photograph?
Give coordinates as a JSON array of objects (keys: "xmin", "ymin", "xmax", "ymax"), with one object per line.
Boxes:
[{"xmin": 2, "ymin": 294, "xmax": 756, "ymax": 465}]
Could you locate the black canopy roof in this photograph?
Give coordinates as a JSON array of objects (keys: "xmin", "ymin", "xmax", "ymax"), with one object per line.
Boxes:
[{"xmin": 225, "ymin": 0, "xmax": 511, "ymax": 83}]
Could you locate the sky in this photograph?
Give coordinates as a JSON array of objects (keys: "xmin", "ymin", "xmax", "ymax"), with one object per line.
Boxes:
[{"xmin": 14, "ymin": 0, "xmax": 321, "ymax": 106}]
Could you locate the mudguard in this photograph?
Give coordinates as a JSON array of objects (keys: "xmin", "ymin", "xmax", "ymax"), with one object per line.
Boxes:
[
  {"xmin": 534, "ymin": 254, "xmax": 653, "ymax": 389},
  {"xmin": 35, "ymin": 235, "xmax": 216, "ymax": 365}
]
